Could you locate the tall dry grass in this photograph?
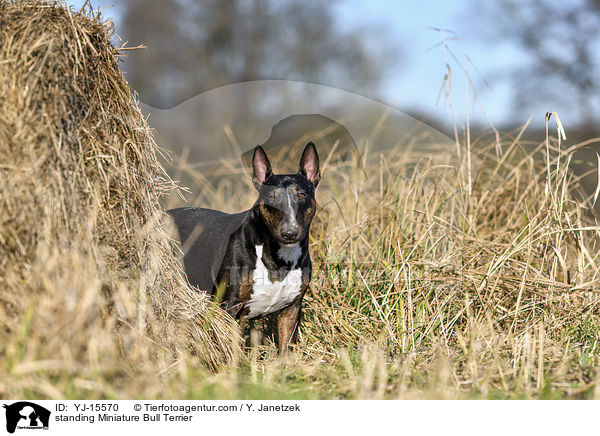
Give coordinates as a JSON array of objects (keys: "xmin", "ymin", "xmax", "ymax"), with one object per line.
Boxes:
[
  {"xmin": 0, "ymin": 0, "xmax": 240, "ymax": 399},
  {"xmin": 168, "ymin": 111, "xmax": 600, "ymax": 398}
]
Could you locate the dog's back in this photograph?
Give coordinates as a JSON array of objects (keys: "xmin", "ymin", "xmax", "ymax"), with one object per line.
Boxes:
[{"xmin": 167, "ymin": 207, "xmax": 248, "ymax": 291}]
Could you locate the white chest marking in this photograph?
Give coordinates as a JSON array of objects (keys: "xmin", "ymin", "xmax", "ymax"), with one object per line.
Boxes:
[{"xmin": 246, "ymin": 244, "xmax": 302, "ymax": 318}]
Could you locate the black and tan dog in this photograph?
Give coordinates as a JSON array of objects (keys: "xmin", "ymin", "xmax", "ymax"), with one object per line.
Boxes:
[{"xmin": 168, "ymin": 142, "xmax": 320, "ymax": 351}]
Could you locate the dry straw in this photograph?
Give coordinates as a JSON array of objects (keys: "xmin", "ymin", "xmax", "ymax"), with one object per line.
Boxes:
[{"xmin": 0, "ymin": 0, "xmax": 240, "ymax": 398}]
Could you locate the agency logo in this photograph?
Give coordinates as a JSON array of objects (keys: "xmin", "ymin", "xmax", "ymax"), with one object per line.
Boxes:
[{"xmin": 2, "ymin": 402, "xmax": 50, "ymax": 434}]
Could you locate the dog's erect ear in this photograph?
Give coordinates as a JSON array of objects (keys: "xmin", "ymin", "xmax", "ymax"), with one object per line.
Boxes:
[
  {"xmin": 252, "ymin": 145, "xmax": 273, "ymax": 188},
  {"xmin": 299, "ymin": 142, "xmax": 320, "ymax": 187}
]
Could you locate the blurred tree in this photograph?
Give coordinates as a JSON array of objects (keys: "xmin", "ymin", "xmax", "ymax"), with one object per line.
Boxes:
[
  {"xmin": 120, "ymin": 0, "xmax": 397, "ymax": 108},
  {"xmin": 476, "ymin": 0, "xmax": 600, "ymax": 124}
]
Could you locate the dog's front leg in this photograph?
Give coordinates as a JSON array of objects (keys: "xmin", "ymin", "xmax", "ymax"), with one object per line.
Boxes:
[{"xmin": 277, "ymin": 300, "xmax": 302, "ymax": 352}]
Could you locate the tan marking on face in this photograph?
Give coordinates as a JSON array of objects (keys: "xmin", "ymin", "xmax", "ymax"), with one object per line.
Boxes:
[
  {"xmin": 299, "ymin": 197, "xmax": 316, "ymax": 227},
  {"xmin": 259, "ymin": 201, "xmax": 283, "ymax": 233}
]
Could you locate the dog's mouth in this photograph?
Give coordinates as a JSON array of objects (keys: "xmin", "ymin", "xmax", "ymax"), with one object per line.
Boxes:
[{"xmin": 277, "ymin": 232, "xmax": 303, "ymax": 245}]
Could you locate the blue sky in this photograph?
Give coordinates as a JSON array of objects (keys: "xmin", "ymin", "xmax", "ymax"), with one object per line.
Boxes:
[
  {"xmin": 333, "ymin": 0, "xmax": 523, "ymax": 127},
  {"xmin": 67, "ymin": 0, "xmax": 542, "ymax": 129}
]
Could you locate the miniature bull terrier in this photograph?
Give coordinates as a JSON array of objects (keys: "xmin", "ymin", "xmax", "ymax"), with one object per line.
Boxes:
[{"xmin": 168, "ymin": 142, "xmax": 320, "ymax": 351}]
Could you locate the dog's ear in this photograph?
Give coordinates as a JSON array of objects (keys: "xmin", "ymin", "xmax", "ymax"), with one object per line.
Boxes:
[
  {"xmin": 252, "ymin": 145, "xmax": 273, "ymax": 188},
  {"xmin": 299, "ymin": 142, "xmax": 320, "ymax": 187}
]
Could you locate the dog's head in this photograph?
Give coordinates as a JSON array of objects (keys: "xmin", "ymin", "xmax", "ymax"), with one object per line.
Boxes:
[{"xmin": 252, "ymin": 142, "xmax": 320, "ymax": 245}]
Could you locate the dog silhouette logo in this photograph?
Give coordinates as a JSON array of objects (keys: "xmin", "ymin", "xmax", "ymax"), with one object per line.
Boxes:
[{"xmin": 2, "ymin": 402, "xmax": 50, "ymax": 433}]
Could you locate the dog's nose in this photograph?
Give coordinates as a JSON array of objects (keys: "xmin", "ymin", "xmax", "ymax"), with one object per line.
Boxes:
[{"xmin": 281, "ymin": 229, "xmax": 298, "ymax": 240}]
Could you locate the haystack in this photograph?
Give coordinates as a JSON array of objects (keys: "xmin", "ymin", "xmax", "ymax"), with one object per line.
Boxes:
[{"xmin": 0, "ymin": 0, "xmax": 239, "ymax": 397}]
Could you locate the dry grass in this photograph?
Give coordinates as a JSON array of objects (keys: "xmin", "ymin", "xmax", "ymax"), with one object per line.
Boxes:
[
  {"xmin": 169, "ymin": 110, "xmax": 600, "ymax": 398},
  {"xmin": 0, "ymin": 0, "xmax": 240, "ymax": 399},
  {"xmin": 2, "ymin": 0, "xmax": 600, "ymax": 400}
]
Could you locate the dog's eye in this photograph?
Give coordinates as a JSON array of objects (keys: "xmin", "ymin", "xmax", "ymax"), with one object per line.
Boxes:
[{"xmin": 297, "ymin": 192, "xmax": 306, "ymax": 199}]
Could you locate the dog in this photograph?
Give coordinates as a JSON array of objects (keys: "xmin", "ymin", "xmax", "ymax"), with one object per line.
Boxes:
[{"xmin": 168, "ymin": 142, "xmax": 320, "ymax": 351}]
